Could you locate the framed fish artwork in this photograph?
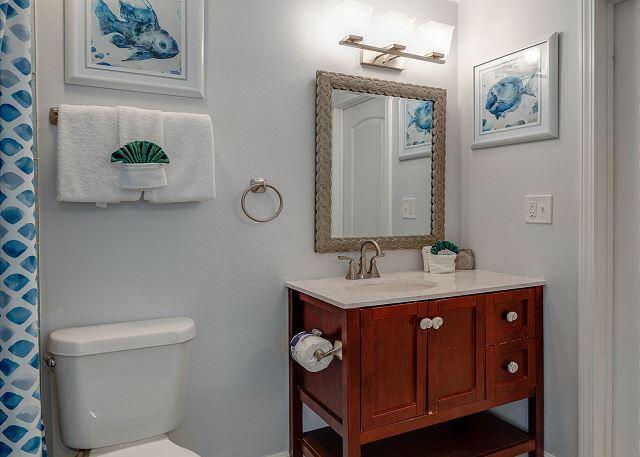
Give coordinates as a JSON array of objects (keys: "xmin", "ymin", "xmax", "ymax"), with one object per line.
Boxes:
[
  {"xmin": 399, "ymin": 98, "xmax": 433, "ymax": 161},
  {"xmin": 472, "ymin": 33, "xmax": 558, "ymax": 149},
  {"xmin": 64, "ymin": 0, "xmax": 205, "ymax": 98}
]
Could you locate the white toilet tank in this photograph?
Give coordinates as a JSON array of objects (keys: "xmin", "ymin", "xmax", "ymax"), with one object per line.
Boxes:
[{"xmin": 48, "ymin": 317, "xmax": 196, "ymax": 451}]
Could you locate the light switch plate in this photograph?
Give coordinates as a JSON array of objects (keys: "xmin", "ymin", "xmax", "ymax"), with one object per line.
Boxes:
[
  {"xmin": 402, "ymin": 198, "xmax": 416, "ymax": 219},
  {"xmin": 524, "ymin": 195, "xmax": 553, "ymax": 224}
]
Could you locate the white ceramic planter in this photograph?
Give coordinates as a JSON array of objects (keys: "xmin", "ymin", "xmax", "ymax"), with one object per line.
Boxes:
[
  {"xmin": 119, "ymin": 163, "xmax": 167, "ymax": 190},
  {"xmin": 427, "ymin": 253, "xmax": 457, "ymax": 274}
]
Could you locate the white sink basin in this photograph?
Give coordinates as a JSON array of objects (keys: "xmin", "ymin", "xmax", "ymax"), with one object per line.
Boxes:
[{"xmin": 347, "ymin": 278, "xmax": 438, "ymax": 293}]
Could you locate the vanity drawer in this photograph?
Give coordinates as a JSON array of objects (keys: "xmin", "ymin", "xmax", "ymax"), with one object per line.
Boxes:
[
  {"xmin": 486, "ymin": 288, "xmax": 536, "ymax": 345},
  {"xmin": 487, "ymin": 338, "xmax": 537, "ymax": 401}
]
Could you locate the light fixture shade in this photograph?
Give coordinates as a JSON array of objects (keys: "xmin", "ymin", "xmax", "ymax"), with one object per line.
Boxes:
[
  {"xmin": 417, "ymin": 21, "xmax": 455, "ymax": 56},
  {"xmin": 371, "ymin": 10, "xmax": 416, "ymax": 46},
  {"xmin": 333, "ymin": 0, "xmax": 374, "ymax": 37}
]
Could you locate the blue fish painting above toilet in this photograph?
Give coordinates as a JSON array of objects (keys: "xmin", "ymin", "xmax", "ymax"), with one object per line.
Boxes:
[{"xmin": 90, "ymin": 0, "xmax": 185, "ymax": 77}]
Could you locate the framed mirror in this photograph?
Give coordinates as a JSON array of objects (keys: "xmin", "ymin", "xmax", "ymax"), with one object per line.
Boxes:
[{"xmin": 315, "ymin": 71, "xmax": 447, "ymax": 252}]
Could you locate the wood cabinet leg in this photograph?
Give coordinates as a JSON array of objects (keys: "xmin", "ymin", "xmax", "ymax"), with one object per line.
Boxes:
[
  {"xmin": 289, "ymin": 383, "xmax": 303, "ymax": 457},
  {"xmin": 529, "ymin": 286, "xmax": 544, "ymax": 457},
  {"xmin": 528, "ymin": 391, "xmax": 544, "ymax": 457},
  {"xmin": 342, "ymin": 438, "xmax": 361, "ymax": 457},
  {"xmin": 342, "ymin": 309, "xmax": 361, "ymax": 457},
  {"xmin": 289, "ymin": 291, "xmax": 303, "ymax": 457}
]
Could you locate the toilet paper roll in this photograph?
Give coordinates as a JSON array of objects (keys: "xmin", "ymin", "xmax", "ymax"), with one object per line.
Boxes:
[{"xmin": 290, "ymin": 331, "xmax": 334, "ymax": 373}]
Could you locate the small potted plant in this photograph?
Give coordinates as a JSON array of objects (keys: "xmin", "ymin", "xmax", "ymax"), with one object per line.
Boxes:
[
  {"xmin": 111, "ymin": 140, "xmax": 170, "ymax": 190},
  {"xmin": 426, "ymin": 240, "xmax": 459, "ymax": 274}
]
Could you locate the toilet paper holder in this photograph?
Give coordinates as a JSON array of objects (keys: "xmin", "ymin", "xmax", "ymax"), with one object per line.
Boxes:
[{"xmin": 310, "ymin": 329, "xmax": 343, "ymax": 361}]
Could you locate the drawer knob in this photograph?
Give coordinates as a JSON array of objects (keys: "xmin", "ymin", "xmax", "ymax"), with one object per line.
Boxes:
[
  {"xmin": 507, "ymin": 361, "xmax": 519, "ymax": 374},
  {"xmin": 506, "ymin": 311, "xmax": 518, "ymax": 323},
  {"xmin": 419, "ymin": 318, "xmax": 433, "ymax": 330},
  {"xmin": 432, "ymin": 317, "xmax": 444, "ymax": 330}
]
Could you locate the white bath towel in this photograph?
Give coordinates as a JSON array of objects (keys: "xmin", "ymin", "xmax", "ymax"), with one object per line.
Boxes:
[
  {"xmin": 118, "ymin": 106, "xmax": 164, "ymax": 146},
  {"xmin": 144, "ymin": 112, "xmax": 216, "ymax": 203},
  {"xmin": 57, "ymin": 104, "xmax": 141, "ymax": 204}
]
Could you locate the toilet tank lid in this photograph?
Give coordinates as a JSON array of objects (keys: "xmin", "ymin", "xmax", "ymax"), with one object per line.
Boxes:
[{"xmin": 48, "ymin": 317, "xmax": 196, "ymax": 357}]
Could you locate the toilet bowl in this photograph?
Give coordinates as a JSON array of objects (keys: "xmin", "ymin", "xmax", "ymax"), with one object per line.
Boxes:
[
  {"xmin": 48, "ymin": 318, "xmax": 199, "ymax": 456},
  {"xmin": 89, "ymin": 435, "xmax": 199, "ymax": 457}
]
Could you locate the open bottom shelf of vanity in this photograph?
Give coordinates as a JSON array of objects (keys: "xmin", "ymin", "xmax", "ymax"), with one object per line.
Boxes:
[{"xmin": 301, "ymin": 412, "xmax": 536, "ymax": 457}]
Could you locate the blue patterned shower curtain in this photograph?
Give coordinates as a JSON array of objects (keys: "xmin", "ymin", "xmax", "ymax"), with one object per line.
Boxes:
[{"xmin": 0, "ymin": 0, "xmax": 44, "ymax": 456}]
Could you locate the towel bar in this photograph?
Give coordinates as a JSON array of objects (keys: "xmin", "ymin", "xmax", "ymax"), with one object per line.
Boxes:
[{"xmin": 241, "ymin": 178, "xmax": 283, "ymax": 223}]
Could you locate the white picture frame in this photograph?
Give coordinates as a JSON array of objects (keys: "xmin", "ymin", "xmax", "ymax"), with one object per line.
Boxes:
[
  {"xmin": 65, "ymin": 0, "xmax": 205, "ymax": 98},
  {"xmin": 472, "ymin": 33, "xmax": 558, "ymax": 149},
  {"xmin": 398, "ymin": 98, "xmax": 433, "ymax": 161}
]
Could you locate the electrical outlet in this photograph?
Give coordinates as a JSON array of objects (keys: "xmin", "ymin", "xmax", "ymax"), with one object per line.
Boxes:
[
  {"xmin": 402, "ymin": 198, "xmax": 416, "ymax": 219},
  {"xmin": 524, "ymin": 195, "xmax": 553, "ymax": 224}
]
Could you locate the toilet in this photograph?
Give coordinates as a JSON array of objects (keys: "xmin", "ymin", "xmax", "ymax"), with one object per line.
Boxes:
[{"xmin": 47, "ymin": 317, "xmax": 199, "ymax": 456}]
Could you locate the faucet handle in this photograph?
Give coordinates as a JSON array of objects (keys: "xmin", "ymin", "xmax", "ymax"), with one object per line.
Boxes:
[
  {"xmin": 367, "ymin": 250, "xmax": 385, "ymax": 278},
  {"xmin": 368, "ymin": 256, "xmax": 382, "ymax": 278},
  {"xmin": 338, "ymin": 256, "xmax": 358, "ymax": 280}
]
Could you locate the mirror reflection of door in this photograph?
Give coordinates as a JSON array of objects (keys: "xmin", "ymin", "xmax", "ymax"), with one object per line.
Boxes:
[
  {"xmin": 337, "ymin": 95, "xmax": 390, "ymax": 237},
  {"xmin": 331, "ymin": 90, "xmax": 432, "ymax": 238}
]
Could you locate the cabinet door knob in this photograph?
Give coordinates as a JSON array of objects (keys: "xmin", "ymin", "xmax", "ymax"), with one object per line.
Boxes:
[
  {"xmin": 507, "ymin": 361, "xmax": 519, "ymax": 374},
  {"xmin": 506, "ymin": 311, "xmax": 518, "ymax": 323},
  {"xmin": 432, "ymin": 317, "xmax": 444, "ymax": 330},
  {"xmin": 419, "ymin": 318, "xmax": 433, "ymax": 330}
]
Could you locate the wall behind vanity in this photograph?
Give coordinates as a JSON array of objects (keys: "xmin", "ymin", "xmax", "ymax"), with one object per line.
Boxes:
[
  {"xmin": 35, "ymin": 0, "xmax": 459, "ymax": 456},
  {"xmin": 457, "ymin": 0, "xmax": 580, "ymax": 456}
]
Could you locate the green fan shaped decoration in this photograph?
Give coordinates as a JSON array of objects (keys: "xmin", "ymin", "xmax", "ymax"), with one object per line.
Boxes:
[
  {"xmin": 430, "ymin": 240, "xmax": 460, "ymax": 255},
  {"xmin": 111, "ymin": 141, "xmax": 170, "ymax": 164}
]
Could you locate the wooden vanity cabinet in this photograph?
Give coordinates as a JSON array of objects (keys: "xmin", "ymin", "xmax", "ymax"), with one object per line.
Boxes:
[{"xmin": 289, "ymin": 286, "xmax": 544, "ymax": 457}]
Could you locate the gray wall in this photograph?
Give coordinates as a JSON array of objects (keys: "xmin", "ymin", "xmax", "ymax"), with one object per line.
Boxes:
[
  {"xmin": 35, "ymin": 1, "xmax": 459, "ymax": 456},
  {"xmin": 457, "ymin": 1, "xmax": 580, "ymax": 456}
]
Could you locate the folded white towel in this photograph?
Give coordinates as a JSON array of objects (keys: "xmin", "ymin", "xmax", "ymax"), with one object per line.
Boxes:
[
  {"xmin": 118, "ymin": 106, "xmax": 164, "ymax": 146},
  {"xmin": 144, "ymin": 112, "xmax": 216, "ymax": 203},
  {"xmin": 57, "ymin": 104, "xmax": 141, "ymax": 204},
  {"xmin": 116, "ymin": 106, "xmax": 167, "ymax": 191}
]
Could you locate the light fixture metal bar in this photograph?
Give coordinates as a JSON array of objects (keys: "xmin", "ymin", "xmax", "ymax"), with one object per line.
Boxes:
[{"xmin": 339, "ymin": 35, "xmax": 446, "ymax": 65}]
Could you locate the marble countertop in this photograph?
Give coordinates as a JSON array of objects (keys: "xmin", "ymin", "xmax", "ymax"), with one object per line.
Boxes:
[{"xmin": 285, "ymin": 270, "xmax": 545, "ymax": 309}]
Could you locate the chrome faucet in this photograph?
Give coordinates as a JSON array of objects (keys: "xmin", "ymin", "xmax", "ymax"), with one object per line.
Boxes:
[{"xmin": 338, "ymin": 239, "xmax": 385, "ymax": 280}]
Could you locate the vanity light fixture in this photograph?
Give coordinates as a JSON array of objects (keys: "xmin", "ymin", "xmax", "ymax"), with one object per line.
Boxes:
[
  {"xmin": 414, "ymin": 21, "xmax": 455, "ymax": 58},
  {"xmin": 334, "ymin": 1, "xmax": 454, "ymax": 71},
  {"xmin": 370, "ymin": 10, "xmax": 416, "ymax": 48},
  {"xmin": 333, "ymin": 0, "xmax": 374, "ymax": 37}
]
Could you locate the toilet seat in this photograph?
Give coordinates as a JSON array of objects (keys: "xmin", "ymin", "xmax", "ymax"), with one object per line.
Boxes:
[{"xmin": 89, "ymin": 435, "xmax": 200, "ymax": 457}]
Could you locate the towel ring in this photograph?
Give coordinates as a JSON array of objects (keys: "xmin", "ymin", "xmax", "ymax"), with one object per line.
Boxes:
[{"xmin": 241, "ymin": 178, "xmax": 283, "ymax": 223}]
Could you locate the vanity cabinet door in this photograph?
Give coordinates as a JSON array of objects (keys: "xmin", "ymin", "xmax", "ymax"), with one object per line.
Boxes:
[
  {"xmin": 360, "ymin": 302, "xmax": 427, "ymax": 430},
  {"xmin": 427, "ymin": 295, "xmax": 486, "ymax": 414}
]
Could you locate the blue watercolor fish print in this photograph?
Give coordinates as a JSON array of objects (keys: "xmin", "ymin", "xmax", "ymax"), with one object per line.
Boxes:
[
  {"xmin": 407, "ymin": 101, "xmax": 433, "ymax": 134},
  {"xmin": 485, "ymin": 74, "xmax": 537, "ymax": 120},
  {"xmin": 95, "ymin": 0, "xmax": 180, "ymax": 61},
  {"xmin": 405, "ymin": 99, "xmax": 433, "ymax": 149}
]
